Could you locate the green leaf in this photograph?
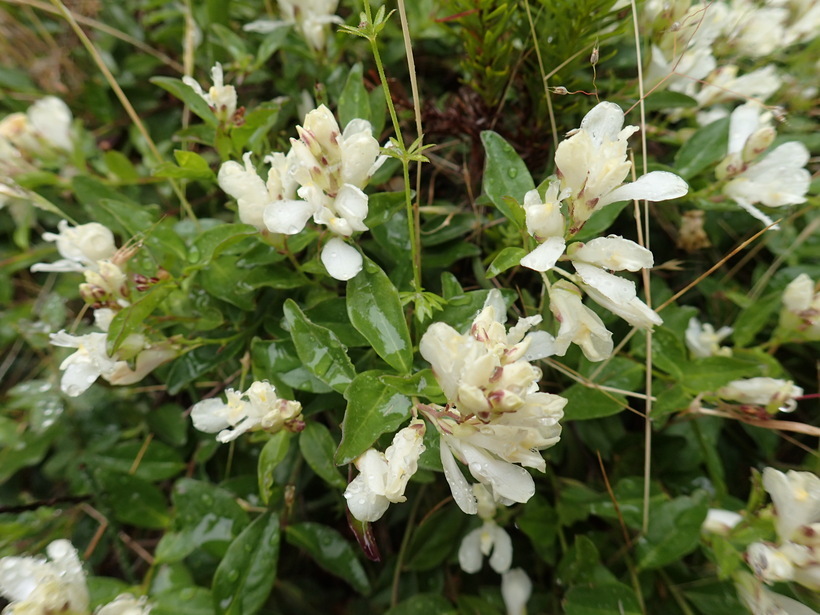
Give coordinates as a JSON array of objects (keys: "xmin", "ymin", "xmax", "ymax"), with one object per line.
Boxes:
[
  {"xmin": 564, "ymin": 583, "xmax": 643, "ymax": 615},
  {"xmin": 72, "ymin": 176, "xmax": 156, "ymax": 236},
  {"xmin": 106, "ymin": 283, "xmax": 173, "ymax": 354},
  {"xmin": 285, "ymin": 522, "xmax": 371, "ymax": 595},
  {"xmin": 258, "ymin": 432, "xmax": 291, "ymax": 505},
  {"xmin": 147, "ymin": 403, "xmax": 189, "ymax": 447},
  {"xmin": 94, "ymin": 469, "xmax": 170, "ymax": 529},
  {"xmin": 338, "ymin": 63, "xmax": 370, "ymax": 126},
  {"xmin": 210, "ymin": 23, "xmax": 249, "ymax": 60},
  {"xmin": 186, "ymin": 223, "xmax": 258, "ymax": 270},
  {"xmin": 336, "ymin": 371, "xmax": 413, "ymax": 465},
  {"xmin": 404, "ymin": 505, "xmax": 467, "ymax": 571},
  {"xmin": 152, "ymin": 76, "xmax": 218, "ymax": 127},
  {"xmin": 154, "ymin": 150, "xmax": 216, "ymax": 180},
  {"xmin": 682, "ymin": 356, "xmax": 764, "ymax": 392},
  {"xmin": 347, "ymin": 257, "xmax": 413, "ymax": 373},
  {"xmin": 94, "ymin": 440, "xmax": 185, "ymax": 482},
  {"xmin": 732, "ymin": 291, "xmax": 780, "ymax": 347},
  {"xmin": 480, "ymin": 130, "xmax": 533, "ymax": 228},
  {"xmin": 283, "ymin": 299, "xmax": 356, "ymax": 394},
  {"xmin": 486, "ymin": 246, "xmax": 526, "ymax": 278},
  {"xmin": 675, "ymin": 117, "xmax": 730, "ymax": 179},
  {"xmin": 299, "ymin": 422, "xmax": 346, "ymax": 489},
  {"xmin": 379, "ymin": 369, "xmax": 444, "ymax": 401},
  {"xmin": 636, "ymin": 491, "xmax": 708, "ymax": 570},
  {"xmin": 151, "ymin": 587, "xmax": 215, "ymax": 615},
  {"xmin": 212, "ymin": 512, "xmax": 280, "ymax": 615},
  {"xmin": 104, "ymin": 150, "xmax": 139, "ymax": 182},
  {"xmin": 365, "ymin": 192, "xmax": 405, "ymax": 229},
  {"xmin": 385, "ymin": 594, "xmax": 456, "ymax": 615},
  {"xmin": 156, "ymin": 479, "xmax": 249, "ymax": 563},
  {"xmin": 165, "ymin": 338, "xmax": 247, "ymax": 395}
]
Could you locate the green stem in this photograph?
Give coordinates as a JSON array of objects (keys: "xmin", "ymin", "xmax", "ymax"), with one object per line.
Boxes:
[{"xmin": 363, "ymin": 2, "xmax": 423, "ymax": 296}]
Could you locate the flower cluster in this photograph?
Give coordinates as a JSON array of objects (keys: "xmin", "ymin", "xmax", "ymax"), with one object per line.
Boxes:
[
  {"xmin": 343, "ymin": 419, "xmax": 426, "ymax": 522},
  {"xmin": 218, "ymin": 104, "xmax": 384, "ymax": 280},
  {"xmin": 419, "ymin": 290, "xmax": 566, "ymax": 514},
  {"xmin": 0, "ymin": 539, "xmax": 151, "ymax": 615},
  {"xmin": 191, "ymin": 381, "xmax": 304, "ymax": 443},
  {"xmin": 31, "ymin": 221, "xmax": 178, "ymax": 396},
  {"xmin": 515, "ymin": 102, "xmax": 687, "ymax": 360},
  {"xmin": 0, "ymin": 96, "xmax": 73, "ymax": 210},
  {"xmin": 745, "ymin": 468, "xmax": 820, "ymax": 592},
  {"xmin": 244, "ymin": 0, "xmax": 343, "ymax": 52},
  {"xmin": 645, "ymin": 0, "xmax": 819, "ymax": 116}
]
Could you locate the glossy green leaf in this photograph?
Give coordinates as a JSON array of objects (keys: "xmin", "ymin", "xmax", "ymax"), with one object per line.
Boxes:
[
  {"xmin": 152, "ymin": 76, "xmax": 218, "ymax": 127},
  {"xmin": 154, "ymin": 150, "xmax": 216, "ymax": 180},
  {"xmin": 283, "ymin": 299, "xmax": 356, "ymax": 394},
  {"xmin": 106, "ymin": 283, "xmax": 173, "ymax": 354},
  {"xmin": 347, "ymin": 257, "xmax": 413, "ymax": 373},
  {"xmin": 674, "ymin": 117, "xmax": 730, "ymax": 179},
  {"xmin": 636, "ymin": 491, "xmax": 708, "ymax": 570},
  {"xmin": 480, "ymin": 130, "xmax": 533, "ymax": 228},
  {"xmin": 94, "ymin": 440, "xmax": 185, "ymax": 482},
  {"xmin": 732, "ymin": 291, "xmax": 780, "ymax": 347},
  {"xmin": 94, "ymin": 469, "xmax": 170, "ymax": 529},
  {"xmin": 379, "ymin": 369, "xmax": 444, "ymax": 402},
  {"xmin": 299, "ymin": 422, "xmax": 346, "ymax": 489},
  {"xmin": 682, "ymin": 356, "xmax": 765, "ymax": 392},
  {"xmin": 187, "ymin": 223, "xmax": 258, "ymax": 269},
  {"xmin": 72, "ymin": 176, "xmax": 156, "ymax": 236},
  {"xmin": 285, "ymin": 522, "xmax": 371, "ymax": 595},
  {"xmin": 165, "ymin": 337, "xmax": 246, "ymax": 395},
  {"xmin": 156, "ymin": 479, "xmax": 249, "ymax": 563},
  {"xmin": 338, "ymin": 63, "xmax": 370, "ymax": 126},
  {"xmin": 564, "ymin": 583, "xmax": 642, "ymax": 615},
  {"xmin": 336, "ymin": 371, "xmax": 413, "ymax": 464},
  {"xmin": 404, "ymin": 505, "xmax": 467, "ymax": 571},
  {"xmin": 151, "ymin": 587, "xmax": 215, "ymax": 615},
  {"xmin": 258, "ymin": 432, "xmax": 291, "ymax": 505},
  {"xmin": 212, "ymin": 512, "xmax": 280, "ymax": 615},
  {"xmin": 486, "ymin": 246, "xmax": 526, "ymax": 278},
  {"xmin": 103, "ymin": 150, "xmax": 139, "ymax": 182}
]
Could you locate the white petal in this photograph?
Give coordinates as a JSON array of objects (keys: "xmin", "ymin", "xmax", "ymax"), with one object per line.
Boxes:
[
  {"xmin": 601, "ymin": 171, "xmax": 688, "ymax": 206},
  {"xmin": 439, "ymin": 439, "xmax": 478, "ymax": 515},
  {"xmin": 263, "ymin": 199, "xmax": 315, "ymax": 234},
  {"xmin": 573, "ymin": 262, "xmax": 636, "ymax": 303},
  {"xmin": 501, "ymin": 568, "xmax": 532, "ymax": 615},
  {"xmin": 522, "ymin": 330, "xmax": 557, "ymax": 361},
  {"xmin": 334, "ymin": 184, "xmax": 369, "ymax": 232},
  {"xmin": 580, "ymin": 102, "xmax": 626, "ymax": 146},
  {"xmin": 483, "ymin": 289, "xmax": 507, "ymax": 322},
  {"xmin": 571, "ymin": 236, "xmax": 654, "ymax": 271},
  {"xmin": 728, "ymin": 102, "xmax": 763, "ymax": 155},
  {"xmin": 488, "ymin": 525, "xmax": 513, "ymax": 573},
  {"xmin": 343, "ymin": 473, "xmax": 390, "ymax": 522},
  {"xmin": 520, "ymin": 236, "xmax": 566, "ymax": 272},
  {"xmin": 190, "ymin": 399, "xmax": 231, "ymax": 433},
  {"xmin": 321, "ymin": 238, "xmax": 362, "ymax": 281},
  {"xmin": 458, "ymin": 528, "xmax": 484, "ymax": 573}
]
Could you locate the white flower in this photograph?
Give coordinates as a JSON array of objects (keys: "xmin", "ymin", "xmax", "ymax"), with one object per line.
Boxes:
[
  {"xmin": 554, "ymin": 101, "xmax": 688, "ymax": 233},
  {"xmin": 458, "ymin": 485, "xmax": 513, "ymax": 574},
  {"xmin": 0, "ymin": 539, "xmax": 89, "ymax": 614},
  {"xmin": 547, "ymin": 280, "xmax": 613, "ymax": 362},
  {"xmin": 191, "ymin": 381, "xmax": 303, "ymax": 443},
  {"xmin": 501, "ymin": 568, "xmax": 532, "ymax": 615},
  {"xmin": 182, "ymin": 62, "xmax": 237, "ymax": 123},
  {"xmin": 344, "ymin": 420, "xmax": 426, "ymax": 522},
  {"xmin": 702, "ymin": 508, "xmax": 743, "ymax": 534},
  {"xmin": 31, "ymin": 220, "xmax": 117, "ymax": 273},
  {"xmin": 95, "ymin": 594, "xmax": 153, "ymax": 615},
  {"xmin": 724, "ymin": 142, "xmax": 811, "ymax": 228},
  {"xmin": 260, "ymin": 105, "xmax": 382, "ymax": 280},
  {"xmin": 244, "ymin": 0, "xmax": 343, "ymax": 51},
  {"xmin": 420, "ymin": 291, "xmax": 565, "ymax": 512},
  {"xmin": 718, "ymin": 378, "xmax": 804, "ymax": 413},
  {"xmin": 685, "ymin": 317, "xmax": 733, "ymax": 358},
  {"xmin": 0, "ymin": 96, "xmax": 73, "ymax": 155},
  {"xmin": 419, "ymin": 289, "xmax": 553, "ymax": 420},
  {"xmin": 762, "ymin": 468, "xmax": 820, "ymax": 545},
  {"xmin": 780, "ymin": 274, "xmax": 820, "ymax": 340},
  {"xmin": 735, "ymin": 571, "xmax": 819, "ymax": 615}
]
